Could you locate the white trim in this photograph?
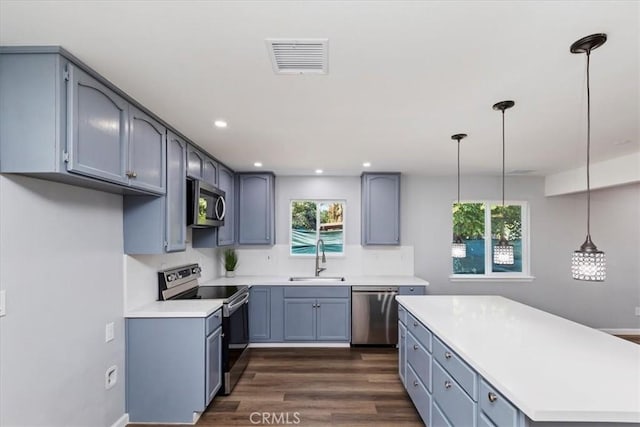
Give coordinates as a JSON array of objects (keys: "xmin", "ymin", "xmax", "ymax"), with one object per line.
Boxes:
[
  {"xmin": 110, "ymin": 414, "xmax": 129, "ymax": 427},
  {"xmin": 545, "ymin": 152, "xmax": 640, "ymax": 196},
  {"xmin": 449, "ymin": 275, "xmax": 535, "ymax": 282},
  {"xmin": 599, "ymin": 328, "xmax": 640, "ymax": 335},
  {"xmin": 250, "ymin": 342, "xmax": 350, "ymax": 348}
]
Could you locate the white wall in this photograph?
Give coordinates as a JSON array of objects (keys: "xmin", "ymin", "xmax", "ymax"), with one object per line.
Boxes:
[
  {"xmin": 0, "ymin": 176, "xmax": 125, "ymax": 427},
  {"xmin": 234, "ymin": 176, "xmax": 414, "ymax": 277},
  {"xmin": 403, "ymin": 175, "xmax": 640, "ymax": 329},
  {"xmin": 125, "ymin": 230, "xmax": 221, "ymax": 311}
]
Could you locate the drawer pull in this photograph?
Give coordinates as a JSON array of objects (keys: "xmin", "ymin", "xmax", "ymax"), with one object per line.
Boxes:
[
  {"xmin": 413, "ymin": 321, "xmax": 418, "ymax": 327},
  {"xmin": 413, "ymin": 380, "xmax": 419, "ymax": 387},
  {"xmin": 444, "ymin": 351, "xmax": 452, "ymax": 359},
  {"xmin": 488, "ymin": 392, "xmax": 498, "ymax": 403},
  {"xmin": 413, "ymin": 344, "xmax": 419, "ymax": 350},
  {"xmin": 444, "ymin": 380, "xmax": 452, "ymax": 389},
  {"xmin": 409, "ymin": 287, "xmax": 414, "ymax": 291},
  {"xmin": 214, "ymin": 314, "xmax": 220, "ymax": 318}
]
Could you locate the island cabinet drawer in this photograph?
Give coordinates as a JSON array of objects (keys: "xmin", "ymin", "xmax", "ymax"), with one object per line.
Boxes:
[
  {"xmin": 398, "ymin": 304, "xmax": 407, "ymax": 326},
  {"xmin": 406, "ymin": 332, "xmax": 431, "ymax": 392},
  {"xmin": 407, "ymin": 313, "xmax": 432, "ymax": 352},
  {"xmin": 406, "ymin": 364, "xmax": 431, "ymax": 425},
  {"xmin": 205, "ymin": 309, "xmax": 222, "ymax": 335},
  {"xmin": 283, "ymin": 286, "xmax": 350, "ymax": 299},
  {"xmin": 433, "ymin": 336, "xmax": 477, "ymax": 400},
  {"xmin": 433, "ymin": 360, "xmax": 477, "ymax": 427},
  {"xmin": 479, "ymin": 379, "xmax": 518, "ymax": 427}
]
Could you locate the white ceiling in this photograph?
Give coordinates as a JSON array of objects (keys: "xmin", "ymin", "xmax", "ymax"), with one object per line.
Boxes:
[{"xmin": 1, "ymin": 1, "xmax": 638, "ymax": 176}]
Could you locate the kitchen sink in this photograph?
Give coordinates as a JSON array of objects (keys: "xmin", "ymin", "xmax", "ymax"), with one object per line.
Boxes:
[{"xmin": 289, "ymin": 276, "xmax": 346, "ymax": 282}]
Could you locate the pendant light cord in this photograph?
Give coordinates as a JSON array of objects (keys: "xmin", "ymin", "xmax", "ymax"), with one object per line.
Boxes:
[
  {"xmin": 457, "ymin": 139, "xmax": 461, "ymax": 205},
  {"xmin": 501, "ymin": 109, "xmax": 506, "ymax": 209},
  {"xmin": 586, "ymin": 50, "xmax": 592, "ymax": 238}
]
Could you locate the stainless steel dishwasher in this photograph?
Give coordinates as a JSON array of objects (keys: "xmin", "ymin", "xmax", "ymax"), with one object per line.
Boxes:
[{"xmin": 351, "ymin": 286, "xmax": 399, "ymax": 345}]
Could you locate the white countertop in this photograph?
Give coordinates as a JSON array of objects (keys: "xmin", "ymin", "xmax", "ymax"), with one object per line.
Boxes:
[
  {"xmin": 200, "ymin": 275, "xmax": 429, "ymax": 287},
  {"xmin": 396, "ymin": 295, "xmax": 640, "ymax": 423},
  {"xmin": 126, "ymin": 299, "xmax": 224, "ymax": 318}
]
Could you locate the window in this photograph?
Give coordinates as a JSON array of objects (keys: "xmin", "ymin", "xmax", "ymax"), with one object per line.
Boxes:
[
  {"xmin": 451, "ymin": 201, "xmax": 530, "ymax": 279},
  {"xmin": 290, "ymin": 200, "xmax": 345, "ymax": 256}
]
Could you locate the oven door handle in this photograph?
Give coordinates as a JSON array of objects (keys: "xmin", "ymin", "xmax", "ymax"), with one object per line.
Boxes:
[{"xmin": 226, "ymin": 292, "xmax": 249, "ymax": 317}]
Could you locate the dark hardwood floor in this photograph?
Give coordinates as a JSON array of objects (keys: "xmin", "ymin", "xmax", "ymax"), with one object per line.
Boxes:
[{"xmin": 130, "ymin": 347, "xmax": 422, "ymax": 427}]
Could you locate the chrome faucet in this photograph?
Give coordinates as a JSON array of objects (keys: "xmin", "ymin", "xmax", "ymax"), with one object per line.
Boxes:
[{"xmin": 315, "ymin": 239, "xmax": 327, "ymax": 276}]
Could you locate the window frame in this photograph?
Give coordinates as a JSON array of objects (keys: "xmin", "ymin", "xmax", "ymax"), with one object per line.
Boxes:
[
  {"xmin": 450, "ymin": 199, "xmax": 534, "ymax": 281},
  {"xmin": 289, "ymin": 199, "xmax": 346, "ymax": 257}
]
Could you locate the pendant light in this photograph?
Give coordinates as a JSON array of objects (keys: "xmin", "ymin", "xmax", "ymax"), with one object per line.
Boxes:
[
  {"xmin": 570, "ymin": 33, "xmax": 607, "ymax": 281},
  {"xmin": 492, "ymin": 100, "xmax": 515, "ymax": 265},
  {"xmin": 451, "ymin": 133, "xmax": 468, "ymax": 258}
]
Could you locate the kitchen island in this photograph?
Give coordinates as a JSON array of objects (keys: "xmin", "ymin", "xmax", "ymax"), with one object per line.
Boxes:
[{"xmin": 397, "ymin": 295, "xmax": 640, "ymax": 427}]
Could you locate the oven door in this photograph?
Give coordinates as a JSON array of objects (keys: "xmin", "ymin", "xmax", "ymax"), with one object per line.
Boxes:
[{"xmin": 222, "ymin": 291, "xmax": 249, "ymax": 393}]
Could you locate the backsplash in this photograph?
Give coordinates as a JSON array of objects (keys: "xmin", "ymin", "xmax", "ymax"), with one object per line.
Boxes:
[
  {"xmin": 233, "ymin": 244, "xmax": 414, "ymax": 277},
  {"xmin": 124, "ymin": 229, "xmax": 222, "ymax": 311}
]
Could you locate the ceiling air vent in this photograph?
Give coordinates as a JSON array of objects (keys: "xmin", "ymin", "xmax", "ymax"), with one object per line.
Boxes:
[{"xmin": 266, "ymin": 38, "xmax": 328, "ymax": 75}]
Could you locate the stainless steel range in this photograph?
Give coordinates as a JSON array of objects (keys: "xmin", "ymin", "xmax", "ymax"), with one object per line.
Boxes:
[{"xmin": 158, "ymin": 264, "xmax": 249, "ymax": 395}]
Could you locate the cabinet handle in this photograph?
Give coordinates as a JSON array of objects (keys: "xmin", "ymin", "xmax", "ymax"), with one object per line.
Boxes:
[
  {"xmin": 317, "ymin": 303, "xmax": 320, "ymax": 307},
  {"xmin": 444, "ymin": 381, "xmax": 452, "ymax": 389},
  {"xmin": 214, "ymin": 314, "xmax": 220, "ymax": 318},
  {"xmin": 413, "ymin": 380, "xmax": 419, "ymax": 387},
  {"xmin": 409, "ymin": 287, "xmax": 414, "ymax": 292},
  {"xmin": 413, "ymin": 344, "xmax": 418, "ymax": 350},
  {"xmin": 444, "ymin": 351, "xmax": 452, "ymax": 359},
  {"xmin": 126, "ymin": 171, "xmax": 137, "ymax": 178},
  {"xmin": 413, "ymin": 321, "xmax": 418, "ymax": 327},
  {"xmin": 488, "ymin": 392, "xmax": 498, "ymax": 403}
]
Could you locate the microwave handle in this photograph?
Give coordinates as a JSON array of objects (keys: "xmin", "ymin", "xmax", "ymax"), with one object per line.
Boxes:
[{"xmin": 215, "ymin": 196, "xmax": 226, "ymax": 221}]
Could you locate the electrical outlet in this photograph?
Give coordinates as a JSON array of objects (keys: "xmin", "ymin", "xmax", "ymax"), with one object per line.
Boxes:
[
  {"xmin": 635, "ymin": 307, "xmax": 640, "ymax": 316},
  {"xmin": 105, "ymin": 322, "xmax": 114, "ymax": 342},
  {"xmin": 0, "ymin": 290, "xmax": 5, "ymax": 317},
  {"xmin": 105, "ymin": 365, "xmax": 118, "ymax": 389}
]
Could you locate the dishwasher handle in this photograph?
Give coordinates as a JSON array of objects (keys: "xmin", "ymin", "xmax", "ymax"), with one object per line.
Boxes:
[{"xmin": 352, "ymin": 286, "xmax": 399, "ymax": 293}]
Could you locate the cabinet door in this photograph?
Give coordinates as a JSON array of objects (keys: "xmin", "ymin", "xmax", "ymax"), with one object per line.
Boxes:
[
  {"xmin": 205, "ymin": 326, "xmax": 222, "ymax": 405},
  {"xmin": 203, "ymin": 157, "xmax": 218, "ymax": 187},
  {"xmin": 237, "ymin": 173, "xmax": 274, "ymax": 245},
  {"xmin": 399, "ymin": 321, "xmax": 407, "ymax": 386},
  {"xmin": 165, "ymin": 132, "xmax": 187, "ymax": 252},
  {"xmin": 316, "ymin": 298, "xmax": 350, "ymax": 341},
  {"xmin": 128, "ymin": 106, "xmax": 166, "ymax": 194},
  {"xmin": 362, "ymin": 173, "xmax": 401, "ymax": 245},
  {"xmin": 186, "ymin": 145, "xmax": 204, "ymax": 179},
  {"xmin": 217, "ymin": 165, "xmax": 235, "ymax": 246},
  {"xmin": 249, "ymin": 287, "xmax": 271, "ymax": 341},
  {"xmin": 283, "ymin": 299, "xmax": 315, "ymax": 341},
  {"xmin": 66, "ymin": 63, "xmax": 128, "ymax": 184}
]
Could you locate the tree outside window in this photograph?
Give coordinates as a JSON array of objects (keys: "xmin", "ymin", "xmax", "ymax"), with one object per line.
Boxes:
[{"xmin": 291, "ymin": 200, "xmax": 345, "ymax": 255}]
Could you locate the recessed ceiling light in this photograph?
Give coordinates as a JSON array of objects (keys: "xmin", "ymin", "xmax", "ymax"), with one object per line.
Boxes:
[
  {"xmin": 254, "ymin": 162, "xmax": 263, "ymax": 167},
  {"xmin": 214, "ymin": 120, "xmax": 228, "ymax": 128},
  {"xmin": 363, "ymin": 162, "xmax": 371, "ymax": 168},
  {"xmin": 315, "ymin": 169, "xmax": 323, "ymax": 174}
]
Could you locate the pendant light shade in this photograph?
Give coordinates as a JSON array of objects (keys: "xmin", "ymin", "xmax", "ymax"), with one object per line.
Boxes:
[
  {"xmin": 492, "ymin": 100, "xmax": 515, "ymax": 266},
  {"xmin": 570, "ymin": 33, "xmax": 607, "ymax": 282},
  {"xmin": 451, "ymin": 133, "xmax": 467, "ymax": 258}
]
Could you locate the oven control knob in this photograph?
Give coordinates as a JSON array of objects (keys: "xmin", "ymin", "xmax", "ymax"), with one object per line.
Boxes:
[
  {"xmin": 166, "ymin": 274, "xmax": 174, "ymax": 282},
  {"xmin": 192, "ymin": 267, "xmax": 201, "ymax": 274}
]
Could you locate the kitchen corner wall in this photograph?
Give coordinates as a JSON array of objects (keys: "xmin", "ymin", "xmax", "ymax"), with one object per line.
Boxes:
[
  {"xmin": 403, "ymin": 175, "xmax": 640, "ymax": 329},
  {"xmin": 234, "ymin": 176, "xmax": 414, "ymax": 277},
  {"xmin": 125, "ymin": 233, "xmax": 222, "ymax": 311},
  {"xmin": 0, "ymin": 175, "xmax": 125, "ymax": 427}
]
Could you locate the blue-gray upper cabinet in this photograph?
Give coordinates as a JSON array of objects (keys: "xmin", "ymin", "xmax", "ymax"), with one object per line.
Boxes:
[
  {"xmin": 361, "ymin": 172, "xmax": 401, "ymax": 245},
  {"xmin": 187, "ymin": 145, "xmax": 205, "ymax": 180},
  {"xmin": 0, "ymin": 49, "xmax": 166, "ymax": 195},
  {"xmin": 123, "ymin": 131, "xmax": 186, "ymax": 254},
  {"xmin": 237, "ymin": 173, "xmax": 275, "ymax": 245},
  {"xmin": 128, "ymin": 106, "xmax": 166, "ymax": 194},
  {"xmin": 217, "ymin": 165, "xmax": 235, "ymax": 246},
  {"xmin": 203, "ymin": 157, "xmax": 218, "ymax": 187},
  {"xmin": 66, "ymin": 63, "xmax": 129, "ymax": 185}
]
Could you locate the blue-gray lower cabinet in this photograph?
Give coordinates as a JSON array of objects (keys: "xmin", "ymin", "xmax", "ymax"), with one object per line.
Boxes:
[
  {"xmin": 249, "ymin": 286, "xmax": 285, "ymax": 342},
  {"xmin": 283, "ymin": 298, "xmax": 317, "ymax": 341},
  {"xmin": 399, "ymin": 285, "xmax": 426, "ymax": 296},
  {"xmin": 126, "ymin": 310, "xmax": 222, "ymax": 423}
]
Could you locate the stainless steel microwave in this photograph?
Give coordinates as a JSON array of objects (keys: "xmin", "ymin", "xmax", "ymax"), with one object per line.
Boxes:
[{"xmin": 186, "ymin": 179, "xmax": 226, "ymax": 228}]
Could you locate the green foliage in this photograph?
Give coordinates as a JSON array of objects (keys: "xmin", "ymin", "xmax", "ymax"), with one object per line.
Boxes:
[
  {"xmin": 223, "ymin": 249, "xmax": 238, "ymax": 271},
  {"xmin": 291, "ymin": 201, "xmax": 317, "ymax": 230},
  {"xmin": 491, "ymin": 205, "xmax": 522, "ymax": 240},
  {"xmin": 452, "ymin": 203, "xmax": 485, "ymax": 239},
  {"xmin": 198, "ymin": 198, "xmax": 207, "ymax": 222}
]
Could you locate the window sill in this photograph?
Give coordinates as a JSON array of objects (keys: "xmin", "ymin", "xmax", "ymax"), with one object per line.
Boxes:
[{"xmin": 449, "ymin": 274, "xmax": 535, "ymax": 282}]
